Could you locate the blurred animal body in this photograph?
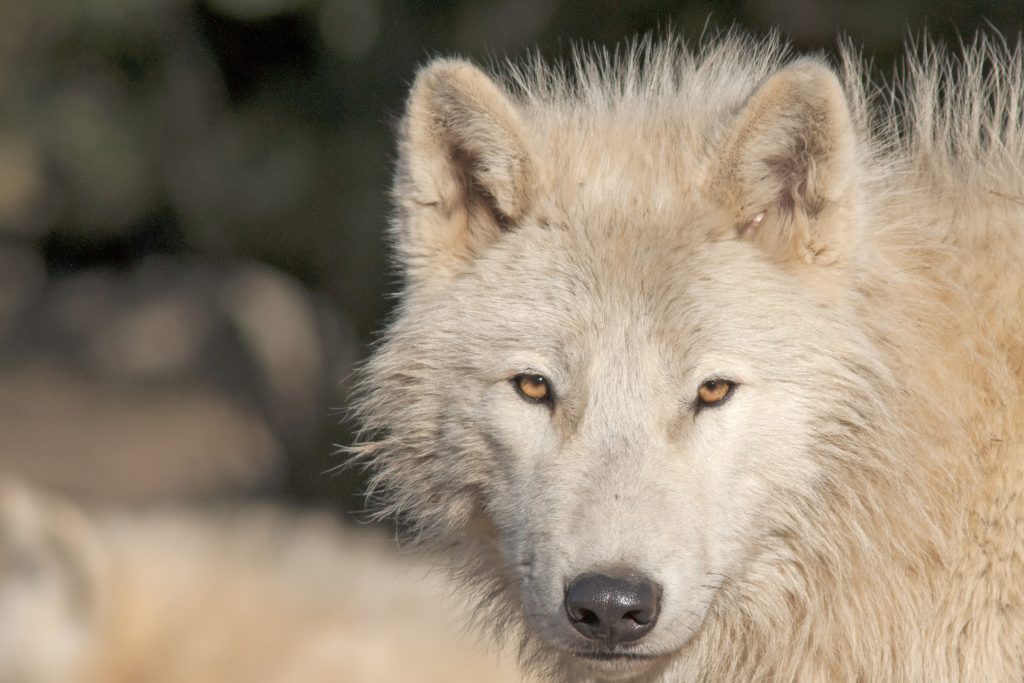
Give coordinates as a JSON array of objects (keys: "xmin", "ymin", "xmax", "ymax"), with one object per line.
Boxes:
[
  {"xmin": 0, "ymin": 479, "xmax": 521, "ymax": 683},
  {"xmin": 356, "ymin": 35, "xmax": 1024, "ymax": 681}
]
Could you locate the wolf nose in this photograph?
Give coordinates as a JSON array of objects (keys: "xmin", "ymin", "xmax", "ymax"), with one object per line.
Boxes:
[{"xmin": 564, "ymin": 573, "xmax": 661, "ymax": 648}]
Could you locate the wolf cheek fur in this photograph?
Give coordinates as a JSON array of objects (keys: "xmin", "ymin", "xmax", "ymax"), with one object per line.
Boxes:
[{"xmin": 354, "ymin": 36, "xmax": 1024, "ymax": 681}]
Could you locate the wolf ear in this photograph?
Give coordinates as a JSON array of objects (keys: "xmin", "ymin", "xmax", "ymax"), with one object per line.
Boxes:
[
  {"xmin": 707, "ymin": 60, "xmax": 859, "ymax": 265},
  {"xmin": 394, "ymin": 59, "xmax": 536, "ymax": 288}
]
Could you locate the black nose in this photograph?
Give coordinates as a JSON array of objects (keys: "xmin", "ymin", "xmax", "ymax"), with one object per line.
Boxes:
[{"xmin": 564, "ymin": 572, "xmax": 661, "ymax": 648}]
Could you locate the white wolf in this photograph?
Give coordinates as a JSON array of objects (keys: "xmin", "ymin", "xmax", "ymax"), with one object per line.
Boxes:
[{"xmin": 354, "ymin": 34, "xmax": 1024, "ymax": 681}]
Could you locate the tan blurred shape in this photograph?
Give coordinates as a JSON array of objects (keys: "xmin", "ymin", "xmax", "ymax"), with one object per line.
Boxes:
[{"xmin": 0, "ymin": 479, "xmax": 526, "ymax": 683}]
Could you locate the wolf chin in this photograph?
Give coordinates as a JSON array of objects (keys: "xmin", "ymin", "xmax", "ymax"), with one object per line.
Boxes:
[{"xmin": 353, "ymin": 33, "xmax": 1024, "ymax": 681}]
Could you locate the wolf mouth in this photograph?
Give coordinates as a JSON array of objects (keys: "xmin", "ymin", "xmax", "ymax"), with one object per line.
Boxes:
[{"xmin": 570, "ymin": 649, "xmax": 663, "ymax": 662}]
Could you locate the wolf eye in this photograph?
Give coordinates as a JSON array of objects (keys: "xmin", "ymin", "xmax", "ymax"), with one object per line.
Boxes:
[
  {"xmin": 513, "ymin": 373, "xmax": 552, "ymax": 404},
  {"xmin": 697, "ymin": 378, "xmax": 735, "ymax": 408}
]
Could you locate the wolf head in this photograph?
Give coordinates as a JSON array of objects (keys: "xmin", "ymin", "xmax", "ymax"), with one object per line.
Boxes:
[{"xmin": 357, "ymin": 42, "xmax": 929, "ymax": 680}]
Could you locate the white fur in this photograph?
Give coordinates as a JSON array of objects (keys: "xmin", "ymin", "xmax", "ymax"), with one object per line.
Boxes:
[
  {"xmin": 0, "ymin": 481, "xmax": 522, "ymax": 682},
  {"xmin": 356, "ymin": 33, "xmax": 1024, "ymax": 681}
]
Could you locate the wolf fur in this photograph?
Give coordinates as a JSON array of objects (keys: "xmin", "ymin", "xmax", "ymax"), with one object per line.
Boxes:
[
  {"xmin": 354, "ymin": 33, "xmax": 1024, "ymax": 681},
  {"xmin": 0, "ymin": 479, "xmax": 521, "ymax": 683}
]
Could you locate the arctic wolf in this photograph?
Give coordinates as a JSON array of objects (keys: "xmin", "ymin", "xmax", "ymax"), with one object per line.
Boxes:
[{"xmin": 355, "ymin": 35, "xmax": 1024, "ymax": 681}]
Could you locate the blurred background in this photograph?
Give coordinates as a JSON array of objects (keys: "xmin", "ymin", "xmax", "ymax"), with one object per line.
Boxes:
[
  {"xmin": 0, "ymin": 2, "xmax": 1021, "ymax": 680},
  {"xmin": 1, "ymin": 0, "xmax": 1020, "ymax": 514}
]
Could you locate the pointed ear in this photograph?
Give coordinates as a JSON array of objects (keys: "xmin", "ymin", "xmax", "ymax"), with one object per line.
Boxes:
[
  {"xmin": 707, "ymin": 60, "xmax": 859, "ymax": 265},
  {"xmin": 393, "ymin": 59, "xmax": 536, "ymax": 288}
]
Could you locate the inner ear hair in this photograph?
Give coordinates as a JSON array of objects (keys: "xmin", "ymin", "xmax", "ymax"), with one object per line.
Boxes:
[
  {"xmin": 709, "ymin": 59, "xmax": 858, "ymax": 265},
  {"xmin": 449, "ymin": 145, "xmax": 515, "ymax": 233},
  {"xmin": 394, "ymin": 59, "xmax": 536, "ymax": 286}
]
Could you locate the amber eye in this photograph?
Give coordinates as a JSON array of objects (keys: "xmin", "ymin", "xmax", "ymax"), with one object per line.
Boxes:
[
  {"xmin": 697, "ymin": 378, "xmax": 735, "ymax": 408},
  {"xmin": 513, "ymin": 373, "xmax": 552, "ymax": 404}
]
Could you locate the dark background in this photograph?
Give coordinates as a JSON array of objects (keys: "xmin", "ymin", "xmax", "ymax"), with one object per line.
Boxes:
[{"xmin": 0, "ymin": 0, "xmax": 1021, "ymax": 514}]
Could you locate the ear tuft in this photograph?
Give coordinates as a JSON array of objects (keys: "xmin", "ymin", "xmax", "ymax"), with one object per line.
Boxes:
[
  {"xmin": 708, "ymin": 60, "xmax": 859, "ymax": 265},
  {"xmin": 394, "ymin": 60, "xmax": 536, "ymax": 287}
]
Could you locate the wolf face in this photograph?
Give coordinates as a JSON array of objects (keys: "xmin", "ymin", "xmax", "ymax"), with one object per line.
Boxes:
[
  {"xmin": 428, "ymin": 229, "xmax": 858, "ymax": 676},
  {"xmin": 358, "ymin": 41, "xmax": 948, "ymax": 681},
  {"xmin": 373, "ymin": 216, "xmax": 900, "ymax": 677}
]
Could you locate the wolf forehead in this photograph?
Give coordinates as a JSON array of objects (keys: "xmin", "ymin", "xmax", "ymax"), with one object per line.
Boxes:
[
  {"xmin": 398, "ymin": 224, "xmax": 807, "ymax": 390},
  {"xmin": 392, "ymin": 37, "xmax": 862, "ymax": 302},
  {"xmin": 386, "ymin": 39, "xmax": 859, "ymax": 370},
  {"xmin": 399, "ymin": 52, "xmax": 763, "ymax": 225}
]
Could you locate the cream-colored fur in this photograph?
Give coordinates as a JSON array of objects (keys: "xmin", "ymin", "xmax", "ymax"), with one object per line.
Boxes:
[
  {"xmin": 0, "ymin": 480, "xmax": 101, "ymax": 683},
  {"xmin": 355, "ymin": 34, "xmax": 1024, "ymax": 681},
  {"xmin": 0, "ymin": 480, "xmax": 522, "ymax": 682}
]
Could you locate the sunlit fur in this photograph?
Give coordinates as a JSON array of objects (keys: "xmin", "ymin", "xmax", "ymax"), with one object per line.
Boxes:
[
  {"xmin": 353, "ymin": 33, "xmax": 1024, "ymax": 681},
  {"xmin": 0, "ymin": 480, "xmax": 522, "ymax": 683}
]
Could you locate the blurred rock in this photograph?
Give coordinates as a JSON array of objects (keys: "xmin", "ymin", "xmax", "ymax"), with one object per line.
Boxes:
[
  {"xmin": 221, "ymin": 265, "xmax": 333, "ymax": 441},
  {"xmin": 0, "ymin": 367, "xmax": 283, "ymax": 504},
  {"xmin": 43, "ymin": 265, "xmax": 216, "ymax": 380},
  {"xmin": 0, "ymin": 257, "xmax": 357, "ymax": 504}
]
